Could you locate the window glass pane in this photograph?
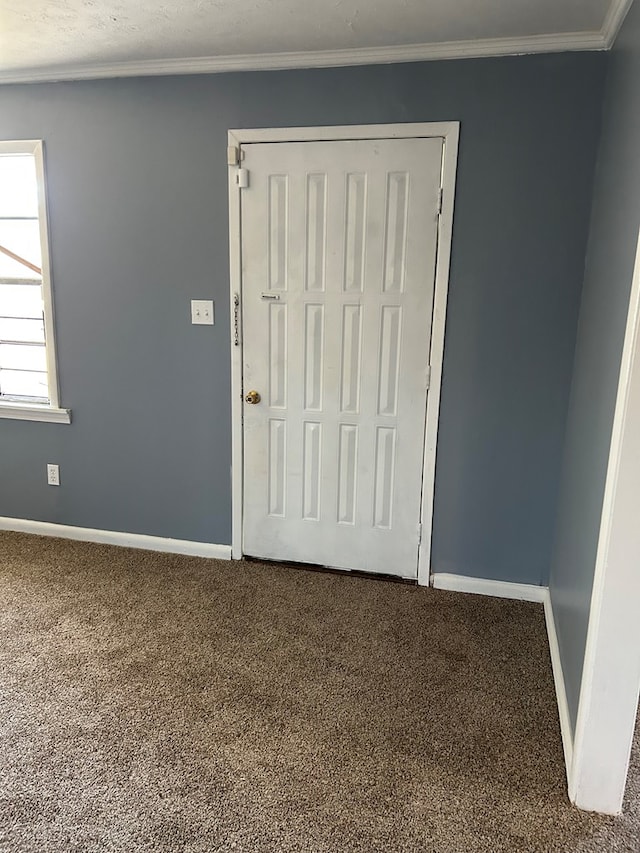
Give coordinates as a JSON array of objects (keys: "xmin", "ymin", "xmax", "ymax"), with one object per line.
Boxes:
[
  {"xmin": 0, "ymin": 317, "xmax": 45, "ymax": 344},
  {"xmin": 0, "ymin": 368, "xmax": 49, "ymax": 400},
  {"xmin": 0, "ymin": 343, "xmax": 47, "ymax": 372},
  {"xmin": 0, "ymin": 155, "xmax": 39, "ymax": 218},
  {"xmin": 0, "ymin": 283, "xmax": 43, "ymax": 319},
  {"xmin": 0, "ymin": 220, "xmax": 42, "ymax": 279},
  {"xmin": 0, "ymin": 147, "xmax": 54, "ymax": 409}
]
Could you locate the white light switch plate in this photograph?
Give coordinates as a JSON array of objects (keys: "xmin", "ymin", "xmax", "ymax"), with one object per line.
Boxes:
[{"xmin": 191, "ymin": 300, "xmax": 214, "ymax": 325}]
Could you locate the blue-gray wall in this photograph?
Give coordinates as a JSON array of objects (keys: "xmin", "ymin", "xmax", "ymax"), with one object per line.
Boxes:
[
  {"xmin": 549, "ymin": 3, "xmax": 640, "ymax": 729},
  {"xmin": 0, "ymin": 54, "xmax": 605, "ymax": 583}
]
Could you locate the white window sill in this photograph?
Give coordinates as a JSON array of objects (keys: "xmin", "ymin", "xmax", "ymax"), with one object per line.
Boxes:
[{"xmin": 0, "ymin": 402, "xmax": 71, "ymax": 424}]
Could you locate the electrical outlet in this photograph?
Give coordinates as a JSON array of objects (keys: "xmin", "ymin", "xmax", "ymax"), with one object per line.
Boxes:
[
  {"xmin": 191, "ymin": 299, "xmax": 214, "ymax": 325},
  {"xmin": 47, "ymin": 463, "xmax": 60, "ymax": 486}
]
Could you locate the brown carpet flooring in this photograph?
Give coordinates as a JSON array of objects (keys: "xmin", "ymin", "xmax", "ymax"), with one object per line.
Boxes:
[{"xmin": 0, "ymin": 531, "xmax": 638, "ymax": 853}]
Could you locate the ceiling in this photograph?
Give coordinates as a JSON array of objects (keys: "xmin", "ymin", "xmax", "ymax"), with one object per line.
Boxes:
[{"xmin": 0, "ymin": 0, "xmax": 633, "ymax": 83}]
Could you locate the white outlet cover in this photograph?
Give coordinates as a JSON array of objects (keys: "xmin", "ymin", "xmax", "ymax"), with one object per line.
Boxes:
[{"xmin": 191, "ymin": 299, "xmax": 214, "ymax": 325}]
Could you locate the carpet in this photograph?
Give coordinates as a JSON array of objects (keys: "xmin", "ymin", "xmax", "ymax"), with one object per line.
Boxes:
[{"xmin": 0, "ymin": 530, "xmax": 637, "ymax": 852}]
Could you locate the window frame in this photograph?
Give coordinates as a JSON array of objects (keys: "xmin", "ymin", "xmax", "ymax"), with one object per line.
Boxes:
[{"xmin": 0, "ymin": 139, "xmax": 70, "ymax": 424}]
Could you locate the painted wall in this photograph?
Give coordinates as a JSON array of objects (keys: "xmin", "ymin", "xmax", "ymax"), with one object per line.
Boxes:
[
  {"xmin": 0, "ymin": 54, "xmax": 604, "ymax": 583},
  {"xmin": 549, "ymin": 2, "xmax": 640, "ymax": 729}
]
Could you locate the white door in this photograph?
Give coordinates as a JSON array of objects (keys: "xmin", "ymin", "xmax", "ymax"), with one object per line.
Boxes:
[{"xmin": 241, "ymin": 137, "xmax": 443, "ymax": 578}]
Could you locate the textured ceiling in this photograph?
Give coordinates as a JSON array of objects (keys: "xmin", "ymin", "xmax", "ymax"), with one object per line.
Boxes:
[{"xmin": 0, "ymin": 0, "xmax": 622, "ymax": 81}]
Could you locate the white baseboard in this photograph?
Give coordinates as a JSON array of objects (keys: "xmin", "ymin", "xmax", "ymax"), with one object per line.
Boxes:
[
  {"xmin": 431, "ymin": 572, "xmax": 547, "ymax": 602},
  {"xmin": 543, "ymin": 590, "xmax": 574, "ymax": 784},
  {"xmin": 0, "ymin": 516, "xmax": 232, "ymax": 560}
]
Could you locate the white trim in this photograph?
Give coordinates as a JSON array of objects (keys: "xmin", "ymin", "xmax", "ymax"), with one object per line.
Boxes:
[
  {"xmin": 0, "ymin": 516, "xmax": 232, "ymax": 559},
  {"xmin": 229, "ymin": 122, "xmax": 458, "ymax": 144},
  {"xmin": 569, "ymin": 228, "xmax": 640, "ymax": 813},
  {"xmin": 0, "ymin": 31, "xmax": 607, "ymax": 85},
  {"xmin": 228, "ymin": 149, "xmax": 243, "ymax": 561},
  {"xmin": 602, "ymin": 0, "xmax": 635, "ymax": 48},
  {"xmin": 228, "ymin": 122, "xmax": 459, "ymax": 579},
  {"xmin": 417, "ymin": 123, "xmax": 459, "ymax": 586},
  {"xmin": 0, "ymin": 402, "xmax": 71, "ymax": 423},
  {"xmin": 544, "ymin": 590, "xmax": 574, "ymax": 780},
  {"xmin": 0, "ymin": 139, "xmax": 43, "ymax": 154},
  {"xmin": 33, "ymin": 141, "xmax": 61, "ymax": 409},
  {"xmin": 431, "ymin": 572, "xmax": 547, "ymax": 603}
]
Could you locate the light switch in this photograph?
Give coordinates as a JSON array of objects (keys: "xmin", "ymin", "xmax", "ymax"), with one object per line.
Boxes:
[{"xmin": 191, "ymin": 299, "xmax": 214, "ymax": 325}]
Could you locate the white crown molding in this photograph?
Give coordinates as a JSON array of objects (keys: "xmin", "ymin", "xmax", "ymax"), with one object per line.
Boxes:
[
  {"xmin": 602, "ymin": 0, "xmax": 635, "ymax": 48},
  {"xmin": 0, "ymin": 30, "xmax": 606, "ymax": 85},
  {"xmin": 0, "ymin": 516, "xmax": 232, "ymax": 560}
]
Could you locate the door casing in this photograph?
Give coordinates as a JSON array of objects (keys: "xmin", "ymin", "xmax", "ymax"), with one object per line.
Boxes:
[{"xmin": 227, "ymin": 122, "xmax": 459, "ymax": 586}]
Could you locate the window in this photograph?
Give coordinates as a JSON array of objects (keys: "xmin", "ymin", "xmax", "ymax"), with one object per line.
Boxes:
[{"xmin": 0, "ymin": 141, "xmax": 69, "ymax": 423}]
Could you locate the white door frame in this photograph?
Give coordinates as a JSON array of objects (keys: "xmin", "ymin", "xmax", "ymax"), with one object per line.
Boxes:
[
  {"xmin": 569, "ymin": 228, "xmax": 640, "ymax": 814},
  {"xmin": 227, "ymin": 122, "xmax": 460, "ymax": 586}
]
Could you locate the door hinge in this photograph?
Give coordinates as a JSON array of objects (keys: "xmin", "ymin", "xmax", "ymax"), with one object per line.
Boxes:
[
  {"xmin": 227, "ymin": 145, "xmax": 245, "ymax": 166},
  {"xmin": 437, "ymin": 188, "xmax": 443, "ymax": 216},
  {"xmin": 236, "ymin": 168, "xmax": 249, "ymax": 189},
  {"xmin": 425, "ymin": 365, "xmax": 431, "ymax": 390},
  {"xmin": 417, "ymin": 523, "xmax": 423, "ymax": 544}
]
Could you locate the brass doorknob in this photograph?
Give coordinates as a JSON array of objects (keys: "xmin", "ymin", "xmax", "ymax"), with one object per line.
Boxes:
[{"xmin": 245, "ymin": 390, "xmax": 261, "ymax": 405}]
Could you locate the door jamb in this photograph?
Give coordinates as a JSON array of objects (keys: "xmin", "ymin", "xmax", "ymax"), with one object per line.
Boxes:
[{"xmin": 227, "ymin": 122, "xmax": 460, "ymax": 586}]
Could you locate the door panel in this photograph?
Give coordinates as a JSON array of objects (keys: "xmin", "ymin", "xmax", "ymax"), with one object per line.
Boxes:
[{"xmin": 241, "ymin": 138, "xmax": 442, "ymax": 578}]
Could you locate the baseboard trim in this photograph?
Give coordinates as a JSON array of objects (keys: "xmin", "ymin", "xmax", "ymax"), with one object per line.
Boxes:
[
  {"xmin": 543, "ymin": 590, "xmax": 574, "ymax": 784},
  {"xmin": 431, "ymin": 572, "xmax": 547, "ymax": 602},
  {"xmin": 0, "ymin": 516, "xmax": 232, "ymax": 560}
]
